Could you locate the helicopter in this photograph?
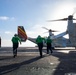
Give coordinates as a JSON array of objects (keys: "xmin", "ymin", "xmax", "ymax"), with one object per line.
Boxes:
[
  {"xmin": 17, "ymin": 13, "xmax": 76, "ymax": 49},
  {"xmin": 47, "ymin": 13, "xmax": 76, "ymax": 48}
]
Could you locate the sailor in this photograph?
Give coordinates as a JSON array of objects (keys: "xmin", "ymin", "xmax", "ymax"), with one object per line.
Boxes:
[
  {"xmin": 36, "ymin": 35, "xmax": 43, "ymax": 58},
  {"xmin": 11, "ymin": 34, "xmax": 21, "ymax": 58},
  {"xmin": 46, "ymin": 36, "xmax": 53, "ymax": 54}
]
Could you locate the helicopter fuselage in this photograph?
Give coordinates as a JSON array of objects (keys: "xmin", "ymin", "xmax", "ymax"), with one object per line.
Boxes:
[{"xmin": 67, "ymin": 15, "xmax": 76, "ymax": 47}]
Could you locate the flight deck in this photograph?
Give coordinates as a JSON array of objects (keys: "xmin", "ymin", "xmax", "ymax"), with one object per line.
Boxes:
[{"xmin": 0, "ymin": 47, "xmax": 76, "ymax": 75}]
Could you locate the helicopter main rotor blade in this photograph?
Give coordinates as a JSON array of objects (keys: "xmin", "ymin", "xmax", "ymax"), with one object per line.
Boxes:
[
  {"xmin": 49, "ymin": 29, "xmax": 59, "ymax": 32},
  {"xmin": 72, "ymin": 7, "xmax": 76, "ymax": 16},
  {"xmin": 43, "ymin": 31, "xmax": 48, "ymax": 33},
  {"xmin": 42, "ymin": 27, "xmax": 49, "ymax": 30},
  {"xmin": 47, "ymin": 18, "xmax": 68, "ymax": 22},
  {"xmin": 43, "ymin": 30, "xmax": 59, "ymax": 34},
  {"xmin": 42, "ymin": 27, "xmax": 59, "ymax": 32},
  {"xmin": 73, "ymin": 18, "xmax": 76, "ymax": 20}
]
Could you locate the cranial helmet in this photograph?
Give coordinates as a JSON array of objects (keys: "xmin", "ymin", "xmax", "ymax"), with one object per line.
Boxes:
[{"xmin": 14, "ymin": 34, "xmax": 18, "ymax": 36}]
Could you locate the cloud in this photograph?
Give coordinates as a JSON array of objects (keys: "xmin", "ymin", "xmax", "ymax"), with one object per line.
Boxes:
[
  {"xmin": 5, "ymin": 31, "xmax": 13, "ymax": 35},
  {"xmin": 0, "ymin": 16, "xmax": 15, "ymax": 21},
  {"xmin": 0, "ymin": 16, "xmax": 9, "ymax": 20},
  {"xmin": 10, "ymin": 17, "xmax": 16, "ymax": 21}
]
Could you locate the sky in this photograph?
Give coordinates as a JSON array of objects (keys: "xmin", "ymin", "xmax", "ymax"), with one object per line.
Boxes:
[{"xmin": 0, "ymin": 0, "xmax": 76, "ymax": 47}]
